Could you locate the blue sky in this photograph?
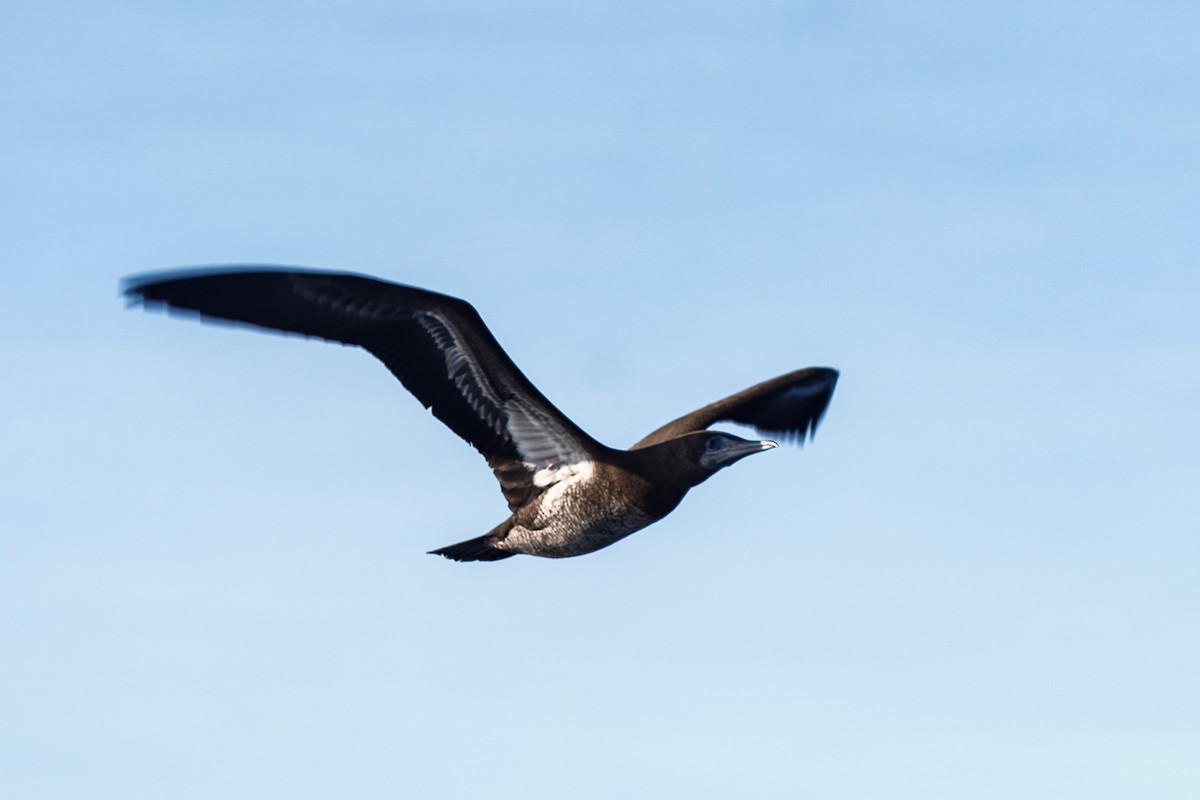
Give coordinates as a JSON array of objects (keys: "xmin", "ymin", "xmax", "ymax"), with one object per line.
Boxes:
[{"xmin": 3, "ymin": 2, "xmax": 1198, "ymax": 797}]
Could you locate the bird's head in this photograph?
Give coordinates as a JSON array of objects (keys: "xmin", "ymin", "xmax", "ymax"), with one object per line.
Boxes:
[
  {"xmin": 694, "ymin": 430, "xmax": 779, "ymax": 471},
  {"xmin": 628, "ymin": 430, "xmax": 779, "ymax": 492}
]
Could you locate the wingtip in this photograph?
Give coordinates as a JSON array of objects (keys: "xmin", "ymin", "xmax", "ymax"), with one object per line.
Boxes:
[
  {"xmin": 120, "ymin": 265, "xmax": 352, "ymax": 298},
  {"xmin": 814, "ymin": 366, "xmax": 839, "ymax": 387}
]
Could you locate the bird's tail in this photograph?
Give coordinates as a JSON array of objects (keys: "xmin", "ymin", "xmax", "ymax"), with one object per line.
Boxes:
[{"xmin": 429, "ymin": 535, "xmax": 516, "ymax": 562}]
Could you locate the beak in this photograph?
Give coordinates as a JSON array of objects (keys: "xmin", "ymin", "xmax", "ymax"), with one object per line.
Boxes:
[{"xmin": 710, "ymin": 438, "xmax": 777, "ymax": 467}]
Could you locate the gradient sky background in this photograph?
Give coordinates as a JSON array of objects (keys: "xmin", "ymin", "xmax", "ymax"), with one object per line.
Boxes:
[{"xmin": 3, "ymin": 2, "xmax": 1198, "ymax": 798}]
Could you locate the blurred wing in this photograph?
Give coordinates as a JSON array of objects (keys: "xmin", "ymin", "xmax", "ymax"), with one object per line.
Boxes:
[
  {"xmin": 125, "ymin": 267, "xmax": 602, "ymax": 506},
  {"xmin": 632, "ymin": 368, "xmax": 838, "ymax": 448}
]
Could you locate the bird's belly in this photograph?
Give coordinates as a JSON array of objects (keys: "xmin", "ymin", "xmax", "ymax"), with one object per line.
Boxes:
[{"xmin": 504, "ymin": 503, "xmax": 656, "ymax": 559}]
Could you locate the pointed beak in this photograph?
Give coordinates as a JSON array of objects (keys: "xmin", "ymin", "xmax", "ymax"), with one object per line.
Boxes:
[{"xmin": 710, "ymin": 438, "xmax": 777, "ymax": 467}]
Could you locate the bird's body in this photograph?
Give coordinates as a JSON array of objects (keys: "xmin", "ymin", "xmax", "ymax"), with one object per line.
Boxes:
[
  {"xmin": 124, "ymin": 267, "xmax": 838, "ymax": 562},
  {"xmin": 484, "ymin": 460, "xmax": 657, "ymax": 559},
  {"xmin": 474, "ymin": 449, "xmax": 693, "ymax": 559}
]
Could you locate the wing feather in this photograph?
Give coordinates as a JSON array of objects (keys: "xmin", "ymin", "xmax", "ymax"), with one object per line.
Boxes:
[
  {"xmin": 632, "ymin": 368, "xmax": 838, "ymax": 448},
  {"xmin": 124, "ymin": 267, "xmax": 602, "ymax": 501}
]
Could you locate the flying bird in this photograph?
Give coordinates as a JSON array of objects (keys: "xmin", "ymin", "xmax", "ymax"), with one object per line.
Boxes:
[{"xmin": 124, "ymin": 268, "xmax": 838, "ymax": 562}]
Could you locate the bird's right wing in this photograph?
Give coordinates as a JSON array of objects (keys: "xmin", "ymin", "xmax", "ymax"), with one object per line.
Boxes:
[
  {"xmin": 125, "ymin": 267, "xmax": 605, "ymax": 508},
  {"xmin": 632, "ymin": 368, "xmax": 839, "ymax": 448}
]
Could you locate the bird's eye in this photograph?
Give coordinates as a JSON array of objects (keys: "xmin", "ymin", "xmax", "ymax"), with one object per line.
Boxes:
[{"xmin": 705, "ymin": 436, "xmax": 722, "ymax": 451}]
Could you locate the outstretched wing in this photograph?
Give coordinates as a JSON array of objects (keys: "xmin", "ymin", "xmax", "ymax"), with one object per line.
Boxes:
[
  {"xmin": 632, "ymin": 368, "xmax": 838, "ymax": 448},
  {"xmin": 124, "ymin": 267, "xmax": 603, "ymax": 507}
]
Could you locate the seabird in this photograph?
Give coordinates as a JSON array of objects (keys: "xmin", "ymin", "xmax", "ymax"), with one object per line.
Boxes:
[{"xmin": 124, "ymin": 267, "xmax": 838, "ymax": 562}]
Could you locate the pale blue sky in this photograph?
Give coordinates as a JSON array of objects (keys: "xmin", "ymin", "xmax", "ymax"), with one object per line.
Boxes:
[{"xmin": 2, "ymin": 2, "xmax": 1198, "ymax": 798}]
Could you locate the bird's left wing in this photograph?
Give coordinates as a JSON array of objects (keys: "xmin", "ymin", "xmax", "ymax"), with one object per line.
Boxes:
[
  {"xmin": 632, "ymin": 367, "xmax": 838, "ymax": 448},
  {"xmin": 124, "ymin": 267, "xmax": 604, "ymax": 500}
]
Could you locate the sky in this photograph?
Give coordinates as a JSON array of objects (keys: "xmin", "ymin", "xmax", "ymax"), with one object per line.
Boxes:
[{"xmin": 2, "ymin": 1, "xmax": 1198, "ymax": 797}]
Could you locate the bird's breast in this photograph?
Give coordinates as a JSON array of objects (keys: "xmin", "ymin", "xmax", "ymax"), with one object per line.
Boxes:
[{"xmin": 502, "ymin": 463, "xmax": 660, "ymax": 558}]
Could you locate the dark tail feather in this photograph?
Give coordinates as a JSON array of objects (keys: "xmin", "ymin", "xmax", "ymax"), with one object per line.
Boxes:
[{"xmin": 429, "ymin": 535, "xmax": 516, "ymax": 562}]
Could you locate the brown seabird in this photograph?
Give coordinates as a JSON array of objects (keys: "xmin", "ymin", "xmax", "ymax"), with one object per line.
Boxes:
[{"xmin": 124, "ymin": 268, "xmax": 838, "ymax": 562}]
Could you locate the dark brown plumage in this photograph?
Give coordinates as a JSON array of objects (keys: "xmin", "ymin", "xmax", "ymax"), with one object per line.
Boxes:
[{"xmin": 124, "ymin": 267, "xmax": 838, "ymax": 561}]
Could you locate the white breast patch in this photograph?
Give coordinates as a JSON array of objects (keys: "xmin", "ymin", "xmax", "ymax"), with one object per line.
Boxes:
[{"xmin": 532, "ymin": 460, "xmax": 594, "ymax": 507}]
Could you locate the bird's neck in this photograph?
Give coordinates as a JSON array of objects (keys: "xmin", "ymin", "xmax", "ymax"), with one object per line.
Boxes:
[{"xmin": 620, "ymin": 440, "xmax": 712, "ymax": 493}]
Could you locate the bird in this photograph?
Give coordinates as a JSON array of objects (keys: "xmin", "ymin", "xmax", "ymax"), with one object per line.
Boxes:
[{"xmin": 123, "ymin": 267, "xmax": 838, "ymax": 562}]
